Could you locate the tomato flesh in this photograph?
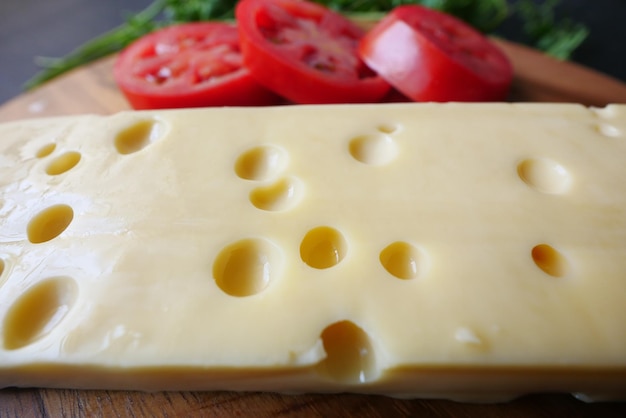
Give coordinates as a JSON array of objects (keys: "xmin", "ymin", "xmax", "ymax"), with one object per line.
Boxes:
[
  {"xmin": 236, "ymin": 0, "xmax": 390, "ymax": 104},
  {"xmin": 358, "ymin": 6, "xmax": 513, "ymax": 102},
  {"xmin": 114, "ymin": 22, "xmax": 280, "ymax": 109}
]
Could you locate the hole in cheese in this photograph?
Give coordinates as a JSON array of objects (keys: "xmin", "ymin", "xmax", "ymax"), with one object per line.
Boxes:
[
  {"xmin": 532, "ymin": 244, "xmax": 570, "ymax": 277},
  {"xmin": 300, "ymin": 226, "xmax": 347, "ymax": 269},
  {"xmin": 250, "ymin": 176, "xmax": 304, "ymax": 211},
  {"xmin": 114, "ymin": 119, "xmax": 163, "ymax": 155},
  {"xmin": 36, "ymin": 143, "xmax": 56, "ymax": 158},
  {"xmin": 27, "ymin": 204, "xmax": 74, "ymax": 244},
  {"xmin": 3, "ymin": 277, "xmax": 78, "ymax": 350},
  {"xmin": 517, "ymin": 157, "xmax": 571, "ymax": 194},
  {"xmin": 235, "ymin": 145, "xmax": 287, "ymax": 181},
  {"xmin": 380, "ymin": 241, "xmax": 425, "ymax": 280},
  {"xmin": 316, "ymin": 320, "xmax": 377, "ymax": 384},
  {"xmin": 377, "ymin": 123, "xmax": 400, "ymax": 134},
  {"xmin": 213, "ymin": 238, "xmax": 283, "ymax": 297},
  {"xmin": 45, "ymin": 151, "xmax": 81, "ymax": 175},
  {"xmin": 349, "ymin": 134, "xmax": 398, "ymax": 166}
]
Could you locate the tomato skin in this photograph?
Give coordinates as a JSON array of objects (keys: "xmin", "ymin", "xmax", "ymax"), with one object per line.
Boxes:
[
  {"xmin": 236, "ymin": 0, "xmax": 390, "ymax": 104},
  {"xmin": 358, "ymin": 6, "xmax": 513, "ymax": 102},
  {"xmin": 114, "ymin": 22, "xmax": 281, "ymax": 109}
]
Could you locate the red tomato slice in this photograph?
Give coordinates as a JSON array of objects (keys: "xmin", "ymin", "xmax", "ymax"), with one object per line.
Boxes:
[
  {"xmin": 235, "ymin": 0, "xmax": 390, "ymax": 104},
  {"xmin": 358, "ymin": 6, "xmax": 513, "ymax": 102},
  {"xmin": 113, "ymin": 22, "xmax": 281, "ymax": 109}
]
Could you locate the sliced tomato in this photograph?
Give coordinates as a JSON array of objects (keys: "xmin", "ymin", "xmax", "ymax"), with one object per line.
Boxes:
[
  {"xmin": 235, "ymin": 0, "xmax": 390, "ymax": 104},
  {"xmin": 358, "ymin": 6, "xmax": 513, "ymax": 102},
  {"xmin": 113, "ymin": 22, "xmax": 281, "ymax": 109}
]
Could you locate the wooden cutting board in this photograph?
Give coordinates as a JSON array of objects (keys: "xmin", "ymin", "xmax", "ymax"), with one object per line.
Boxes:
[{"xmin": 1, "ymin": 40, "xmax": 626, "ymax": 417}]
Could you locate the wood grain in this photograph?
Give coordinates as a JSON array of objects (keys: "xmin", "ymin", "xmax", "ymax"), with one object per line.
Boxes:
[
  {"xmin": 1, "ymin": 389, "xmax": 626, "ymax": 417},
  {"xmin": 493, "ymin": 38, "xmax": 626, "ymax": 105},
  {"xmin": 1, "ymin": 41, "xmax": 626, "ymax": 416}
]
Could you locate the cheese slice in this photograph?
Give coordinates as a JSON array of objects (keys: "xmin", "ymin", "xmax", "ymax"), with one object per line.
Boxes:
[{"xmin": 0, "ymin": 103, "xmax": 625, "ymax": 402}]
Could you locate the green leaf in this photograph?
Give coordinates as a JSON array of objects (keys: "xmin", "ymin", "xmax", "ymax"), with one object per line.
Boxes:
[{"xmin": 516, "ymin": 0, "xmax": 588, "ymax": 59}]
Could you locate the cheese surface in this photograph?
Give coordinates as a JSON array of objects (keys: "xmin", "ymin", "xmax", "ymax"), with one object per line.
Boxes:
[{"xmin": 0, "ymin": 103, "xmax": 625, "ymax": 401}]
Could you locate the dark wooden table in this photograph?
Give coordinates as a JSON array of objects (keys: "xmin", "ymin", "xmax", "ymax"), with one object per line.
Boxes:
[{"xmin": 2, "ymin": 389, "xmax": 626, "ymax": 418}]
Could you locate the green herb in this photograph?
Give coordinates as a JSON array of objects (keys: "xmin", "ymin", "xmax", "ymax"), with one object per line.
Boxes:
[
  {"xmin": 162, "ymin": 0, "xmax": 238, "ymax": 21},
  {"xmin": 24, "ymin": 0, "xmax": 588, "ymax": 90},
  {"xmin": 516, "ymin": 0, "xmax": 588, "ymax": 60}
]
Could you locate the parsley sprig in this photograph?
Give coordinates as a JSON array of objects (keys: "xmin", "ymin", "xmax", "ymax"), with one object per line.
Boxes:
[
  {"xmin": 516, "ymin": 0, "xmax": 588, "ymax": 59},
  {"xmin": 24, "ymin": 0, "xmax": 588, "ymax": 90}
]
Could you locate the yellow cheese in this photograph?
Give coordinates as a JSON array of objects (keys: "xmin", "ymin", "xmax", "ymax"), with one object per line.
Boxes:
[{"xmin": 0, "ymin": 103, "xmax": 625, "ymax": 402}]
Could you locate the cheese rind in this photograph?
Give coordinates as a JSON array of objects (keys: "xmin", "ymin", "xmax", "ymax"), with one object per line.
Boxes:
[{"xmin": 0, "ymin": 103, "xmax": 625, "ymax": 401}]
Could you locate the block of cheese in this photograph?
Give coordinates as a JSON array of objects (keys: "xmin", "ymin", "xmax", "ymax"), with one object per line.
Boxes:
[{"xmin": 0, "ymin": 103, "xmax": 625, "ymax": 402}]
